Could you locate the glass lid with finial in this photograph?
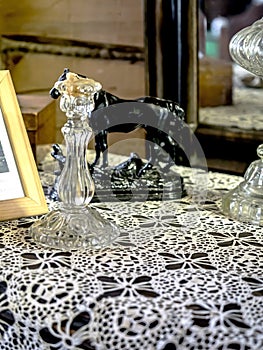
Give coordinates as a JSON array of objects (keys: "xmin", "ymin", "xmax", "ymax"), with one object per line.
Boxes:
[
  {"xmin": 222, "ymin": 17, "xmax": 263, "ymax": 226},
  {"xmin": 222, "ymin": 144, "xmax": 263, "ymax": 226},
  {"xmin": 228, "ymin": 17, "xmax": 263, "ymax": 78}
]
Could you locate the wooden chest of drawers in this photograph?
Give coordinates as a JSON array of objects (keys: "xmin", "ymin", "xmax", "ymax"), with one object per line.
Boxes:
[{"xmin": 17, "ymin": 94, "xmax": 56, "ymax": 160}]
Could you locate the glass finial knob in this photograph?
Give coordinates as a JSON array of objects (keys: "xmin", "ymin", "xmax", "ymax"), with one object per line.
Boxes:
[{"xmin": 257, "ymin": 144, "xmax": 263, "ymax": 159}]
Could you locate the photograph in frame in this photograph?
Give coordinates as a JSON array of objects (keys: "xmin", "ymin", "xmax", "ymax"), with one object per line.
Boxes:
[
  {"xmin": 0, "ymin": 70, "xmax": 48, "ymax": 221},
  {"xmin": 0, "ymin": 107, "xmax": 24, "ymax": 200}
]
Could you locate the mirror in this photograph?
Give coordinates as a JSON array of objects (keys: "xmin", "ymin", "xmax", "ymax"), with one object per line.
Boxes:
[
  {"xmin": 199, "ymin": 0, "xmax": 263, "ymax": 110},
  {"xmin": 144, "ymin": 0, "xmax": 263, "ymax": 175},
  {"xmin": 197, "ymin": 0, "xmax": 263, "ymax": 174}
]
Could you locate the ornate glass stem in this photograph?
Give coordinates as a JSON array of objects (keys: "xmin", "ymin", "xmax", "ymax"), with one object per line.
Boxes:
[{"xmin": 58, "ymin": 118, "xmax": 94, "ymax": 207}]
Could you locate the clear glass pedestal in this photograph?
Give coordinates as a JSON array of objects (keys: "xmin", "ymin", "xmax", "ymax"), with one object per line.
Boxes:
[{"xmin": 31, "ymin": 205, "xmax": 120, "ymax": 250}]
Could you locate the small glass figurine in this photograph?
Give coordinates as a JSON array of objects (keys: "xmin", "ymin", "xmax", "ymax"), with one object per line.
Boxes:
[{"xmin": 30, "ymin": 72, "xmax": 120, "ymax": 250}]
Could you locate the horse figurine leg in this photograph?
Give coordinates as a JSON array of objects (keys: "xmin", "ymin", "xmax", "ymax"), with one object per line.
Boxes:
[
  {"xmin": 136, "ymin": 140, "xmax": 154, "ymax": 177},
  {"xmin": 90, "ymin": 130, "xmax": 109, "ymax": 169}
]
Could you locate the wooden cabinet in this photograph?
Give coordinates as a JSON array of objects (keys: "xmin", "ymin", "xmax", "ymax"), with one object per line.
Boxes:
[
  {"xmin": 17, "ymin": 94, "xmax": 56, "ymax": 160},
  {"xmin": 195, "ymin": 126, "xmax": 263, "ymax": 175},
  {"xmin": 196, "ymin": 87, "xmax": 263, "ymax": 175}
]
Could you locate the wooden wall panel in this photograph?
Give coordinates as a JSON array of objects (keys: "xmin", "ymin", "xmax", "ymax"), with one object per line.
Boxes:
[
  {"xmin": 8, "ymin": 52, "xmax": 145, "ymax": 97},
  {"xmin": 0, "ymin": 0, "xmax": 144, "ymax": 47},
  {"xmin": 0, "ymin": 0, "xmax": 146, "ymax": 154},
  {"xmin": 7, "ymin": 52, "xmax": 145, "ymax": 142}
]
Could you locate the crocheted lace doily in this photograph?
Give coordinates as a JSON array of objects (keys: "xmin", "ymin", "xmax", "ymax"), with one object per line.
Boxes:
[{"xmin": 0, "ymin": 154, "xmax": 262, "ymax": 350}]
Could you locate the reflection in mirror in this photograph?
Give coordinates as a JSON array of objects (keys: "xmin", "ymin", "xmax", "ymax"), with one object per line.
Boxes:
[
  {"xmin": 199, "ymin": 0, "xmax": 263, "ymax": 108},
  {"xmin": 197, "ymin": 0, "xmax": 263, "ymax": 175}
]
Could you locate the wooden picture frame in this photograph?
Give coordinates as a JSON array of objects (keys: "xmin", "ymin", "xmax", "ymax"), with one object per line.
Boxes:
[{"xmin": 0, "ymin": 70, "xmax": 48, "ymax": 221}]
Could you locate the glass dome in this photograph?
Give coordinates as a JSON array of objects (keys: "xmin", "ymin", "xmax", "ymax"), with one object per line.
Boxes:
[{"xmin": 229, "ymin": 17, "xmax": 263, "ymax": 78}]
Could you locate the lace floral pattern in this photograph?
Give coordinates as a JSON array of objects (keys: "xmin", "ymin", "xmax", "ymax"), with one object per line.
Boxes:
[{"xmin": 0, "ymin": 162, "xmax": 262, "ymax": 349}]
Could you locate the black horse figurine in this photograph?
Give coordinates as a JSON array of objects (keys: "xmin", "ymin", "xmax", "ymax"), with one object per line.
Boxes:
[{"xmin": 50, "ymin": 68, "xmax": 190, "ymax": 176}]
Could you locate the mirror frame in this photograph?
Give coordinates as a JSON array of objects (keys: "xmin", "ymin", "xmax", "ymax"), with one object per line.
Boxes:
[{"xmin": 144, "ymin": 0, "xmax": 199, "ymax": 128}]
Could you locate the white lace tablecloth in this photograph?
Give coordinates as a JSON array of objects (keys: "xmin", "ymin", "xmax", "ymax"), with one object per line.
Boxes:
[
  {"xmin": 0, "ymin": 155, "xmax": 262, "ymax": 350},
  {"xmin": 199, "ymin": 88, "xmax": 263, "ymax": 130}
]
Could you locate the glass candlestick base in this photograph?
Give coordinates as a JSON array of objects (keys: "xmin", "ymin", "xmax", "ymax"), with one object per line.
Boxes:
[
  {"xmin": 31, "ymin": 205, "xmax": 120, "ymax": 250},
  {"xmin": 30, "ymin": 70, "xmax": 120, "ymax": 250}
]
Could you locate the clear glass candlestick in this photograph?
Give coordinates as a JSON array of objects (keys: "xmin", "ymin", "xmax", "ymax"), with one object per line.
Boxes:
[{"xmin": 30, "ymin": 72, "xmax": 120, "ymax": 250}]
